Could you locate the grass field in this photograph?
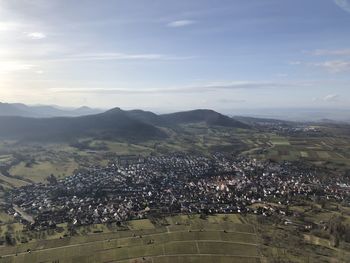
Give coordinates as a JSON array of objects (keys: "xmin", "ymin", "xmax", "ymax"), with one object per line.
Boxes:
[
  {"xmin": 0, "ymin": 212, "xmax": 14, "ymax": 224},
  {"xmin": 9, "ymin": 160, "xmax": 79, "ymax": 183},
  {"xmin": 128, "ymin": 219, "xmax": 155, "ymax": 230},
  {"xmin": 0, "ymin": 174, "xmax": 29, "ymax": 188}
]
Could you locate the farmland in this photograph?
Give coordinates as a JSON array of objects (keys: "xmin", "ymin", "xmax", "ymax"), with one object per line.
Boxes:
[
  {"xmin": 237, "ymin": 129, "xmax": 350, "ymax": 172},
  {"xmin": 0, "ymin": 214, "xmax": 261, "ymax": 263},
  {"xmin": 1, "ymin": 210, "xmax": 349, "ymax": 263},
  {"xmin": 0, "ymin": 124, "xmax": 248, "ymax": 188},
  {"xmin": 1, "ymin": 122, "xmax": 348, "ymax": 189}
]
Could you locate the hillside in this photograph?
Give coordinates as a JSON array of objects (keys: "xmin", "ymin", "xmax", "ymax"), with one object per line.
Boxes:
[
  {"xmin": 125, "ymin": 109, "xmax": 168, "ymax": 126},
  {"xmin": 0, "ymin": 103, "xmax": 32, "ymax": 117},
  {"xmin": 162, "ymin": 109, "xmax": 250, "ymax": 128},
  {"xmin": 0, "ymin": 108, "xmax": 166, "ymax": 141},
  {"xmin": 0, "ymin": 108, "xmax": 249, "ymax": 142}
]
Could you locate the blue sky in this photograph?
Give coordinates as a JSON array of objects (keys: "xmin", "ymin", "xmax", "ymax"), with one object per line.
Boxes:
[{"xmin": 0, "ymin": 0, "xmax": 349, "ymax": 111}]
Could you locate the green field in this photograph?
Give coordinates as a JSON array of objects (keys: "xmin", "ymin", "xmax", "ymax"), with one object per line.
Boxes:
[
  {"xmin": 9, "ymin": 160, "xmax": 79, "ymax": 183},
  {"xmin": 237, "ymin": 130, "xmax": 350, "ymax": 172},
  {"xmin": 0, "ymin": 174, "xmax": 29, "ymax": 188}
]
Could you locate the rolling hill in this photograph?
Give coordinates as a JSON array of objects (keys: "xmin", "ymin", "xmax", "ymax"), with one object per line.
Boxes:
[
  {"xmin": 0, "ymin": 103, "xmax": 32, "ymax": 117},
  {"xmin": 0, "ymin": 108, "xmax": 249, "ymax": 141},
  {"xmin": 0, "ymin": 102, "xmax": 102, "ymax": 118},
  {"xmin": 0, "ymin": 108, "xmax": 166, "ymax": 141},
  {"xmin": 161, "ymin": 109, "xmax": 250, "ymax": 128}
]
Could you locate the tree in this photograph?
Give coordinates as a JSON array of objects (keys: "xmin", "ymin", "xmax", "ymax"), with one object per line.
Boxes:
[
  {"xmin": 47, "ymin": 174, "xmax": 58, "ymax": 185},
  {"xmin": 330, "ymin": 234, "xmax": 340, "ymax": 248},
  {"xmin": 5, "ymin": 232, "xmax": 16, "ymax": 246}
]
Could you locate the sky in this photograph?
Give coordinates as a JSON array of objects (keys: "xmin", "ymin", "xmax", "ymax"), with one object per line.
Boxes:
[{"xmin": 0, "ymin": 0, "xmax": 350, "ymax": 112}]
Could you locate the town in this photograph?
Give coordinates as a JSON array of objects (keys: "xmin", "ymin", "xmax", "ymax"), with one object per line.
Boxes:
[{"xmin": 5, "ymin": 153, "xmax": 350, "ymax": 231}]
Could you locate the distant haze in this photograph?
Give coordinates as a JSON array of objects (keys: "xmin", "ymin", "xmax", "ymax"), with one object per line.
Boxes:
[{"xmin": 229, "ymin": 108, "xmax": 350, "ymax": 123}]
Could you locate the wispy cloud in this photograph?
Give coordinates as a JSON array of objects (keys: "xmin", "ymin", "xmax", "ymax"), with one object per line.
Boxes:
[
  {"xmin": 293, "ymin": 49, "xmax": 350, "ymax": 72},
  {"xmin": 73, "ymin": 52, "xmax": 193, "ymax": 61},
  {"xmin": 193, "ymin": 81, "xmax": 297, "ymax": 90},
  {"xmin": 167, "ymin": 20, "xmax": 196, "ymax": 27},
  {"xmin": 50, "ymin": 81, "xmax": 303, "ymax": 95},
  {"xmin": 218, "ymin": 98, "xmax": 246, "ymax": 103},
  {"xmin": 289, "ymin": 61, "xmax": 302, "ymax": 65},
  {"xmin": 0, "ymin": 61, "xmax": 36, "ymax": 73},
  {"xmin": 27, "ymin": 32, "xmax": 46, "ymax": 39},
  {"xmin": 311, "ymin": 48, "xmax": 350, "ymax": 56},
  {"xmin": 323, "ymin": 94, "xmax": 339, "ymax": 102},
  {"xmin": 47, "ymin": 52, "xmax": 195, "ymax": 62},
  {"xmin": 334, "ymin": 0, "xmax": 350, "ymax": 13},
  {"xmin": 311, "ymin": 60, "xmax": 350, "ymax": 72}
]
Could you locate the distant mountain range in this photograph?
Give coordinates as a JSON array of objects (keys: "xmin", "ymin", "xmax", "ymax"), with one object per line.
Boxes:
[
  {"xmin": 0, "ymin": 102, "xmax": 103, "ymax": 118},
  {"xmin": 0, "ymin": 107, "xmax": 249, "ymax": 141}
]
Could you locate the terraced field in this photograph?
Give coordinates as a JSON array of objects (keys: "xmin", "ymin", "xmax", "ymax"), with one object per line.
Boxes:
[{"xmin": 0, "ymin": 215, "xmax": 261, "ymax": 263}]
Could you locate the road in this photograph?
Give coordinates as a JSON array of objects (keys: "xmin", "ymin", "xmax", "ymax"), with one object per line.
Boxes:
[{"xmin": 13, "ymin": 205, "xmax": 34, "ymax": 224}]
